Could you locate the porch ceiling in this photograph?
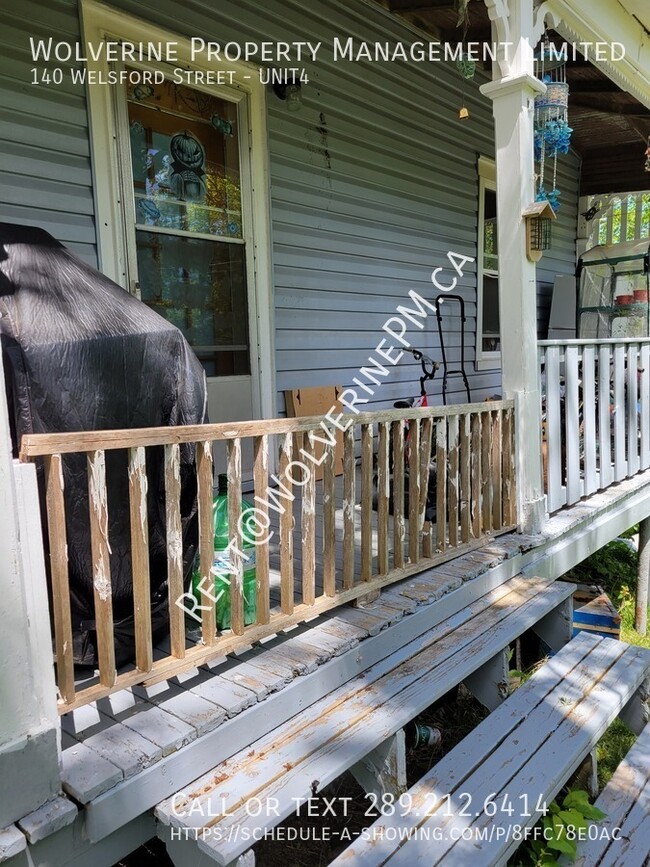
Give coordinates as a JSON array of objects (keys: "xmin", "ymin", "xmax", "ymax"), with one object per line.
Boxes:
[{"xmin": 378, "ymin": 0, "xmax": 650, "ymax": 196}]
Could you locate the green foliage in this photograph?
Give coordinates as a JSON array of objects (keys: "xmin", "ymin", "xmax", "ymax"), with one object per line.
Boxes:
[
  {"xmin": 564, "ymin": 539, "xmax": 637, "ymax": 604},
  {"xmin": 509, "ymin": 790, "xmax": 606, "ymax": 866},
  {"xmin": 597, "ymin": 718, "xmax": 636, "ymax": 789}
]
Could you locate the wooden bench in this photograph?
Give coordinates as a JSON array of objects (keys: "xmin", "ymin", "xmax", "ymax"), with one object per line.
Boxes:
[
  {"xmin": 330, "ymin": 632, "xmax": 650, "ymax": 867},
  {"xmin": 573, "ymin": 720, "xmax": 650, "ymax": 867},
  {"xmin": 155, "ymin": 573, "xmax": 574, "ymax": 866}
]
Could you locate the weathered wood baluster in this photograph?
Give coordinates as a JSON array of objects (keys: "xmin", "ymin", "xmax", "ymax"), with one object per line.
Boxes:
[
  {"xmin": 301, "ymin": 431, "xmax": 316, "ymax": 606},
  {"xmin": 44, "ymin": 453, "xmax": 75, "ymax": 704},
  {"xmin": 436, "ymin": 418, "xmax": 447, "ymax": 552},
  {"xmin": 253, "ymin": 435, "xmax": 270, "ymax": 624},
  {"xmin": 491, "ymin": 409, "xmax": 503, "ymax": 529},
  {"xmin": 471, "ymin": 412, "xmax": 482, "ymax": 538},
  {"xmin": 376, "ymin": 421, "xmax": 390, "ymax": 574},
  {"xmin": 408, "ymin": 418, "xmax": 421, "ymax": 563},
  {"xmin": 323, "ymin": 435, "xmax": 336, "ymax": 596},
  {"xmin": 447, "ymin": 416, "xmax": 459, "ymax": 547},
  {"xmin": 361, "ymin": 423, "xmax": 374, "ymax": 581},
  {"xmin": 164, "ymin": 443, "xmax": 185, "ymax": 658},
  {"xmin": 460, "ymin": 413, "xmax": 471, "ymax": 543},
  {"xmin": 227, "ymin": 438, "xmax": 244, "ymax": 635},
  {"xmin": 481, "ymin": 411, "xmax": 493, "ymax": 532},
  {"xmin": 195, "ymin": 441, "xmax": 216, "ymax": 645},
  {"xmin": 279, "ymin": 432, "xmax": 294, "ymax": 615},
  {"xmin": 343, "ymin": 425, "xmax": 356, "ymax": 589},
  {"xmin": 129, "ymin": 446, "xmax": 154, "ymax": 669},
  {"xmin": 392, "ymin": 420, "xmax": 405, "ymax": 568},
  {"xmin": 502, "ymin": 408, "xmax": 516, "ymax": 527},
  {"xmin": 420, "ymin": 417, "xmax": 434, "ymax": 558},
  {"xmin": 88, "ymin": 449, "xmax": 117, "ymax": 683}
]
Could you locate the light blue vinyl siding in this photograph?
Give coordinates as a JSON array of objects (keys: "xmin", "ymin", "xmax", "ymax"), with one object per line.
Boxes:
[
  {"xmin": 0, "ymin": 0, "xmax": 96, "ymax": 263},
  {"xmin": 0, "ymin": 0, "xmax": 580, "ymax": 412}
]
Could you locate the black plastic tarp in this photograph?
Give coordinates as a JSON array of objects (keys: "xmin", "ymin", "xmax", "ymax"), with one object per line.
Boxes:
[{"xmin": 0, "ymin": 223, "xmax": 208, "ymax": 666}]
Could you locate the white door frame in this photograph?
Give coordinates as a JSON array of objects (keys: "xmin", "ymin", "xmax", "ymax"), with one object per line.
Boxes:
[{"xmin": 80, "ymin": 0, "xmax": 276, "ymax": 422}]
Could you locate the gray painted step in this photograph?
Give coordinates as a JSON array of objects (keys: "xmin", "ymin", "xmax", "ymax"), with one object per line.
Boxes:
[
  {"xmin": 332, "ymin": 633, "xmax": 650, "ymax": 866},
  {"xmin": 155, "ymin": 575, "xmax": 573, "ymax": 865}
]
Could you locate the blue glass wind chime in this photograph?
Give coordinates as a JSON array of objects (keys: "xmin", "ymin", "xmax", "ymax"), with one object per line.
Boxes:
[{"xmin": 534, "ymin": 37, "xmax": 572, "ymax": 212}]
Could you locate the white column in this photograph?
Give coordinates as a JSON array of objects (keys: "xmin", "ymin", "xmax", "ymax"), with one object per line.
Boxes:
[
  {"xmin": 480, "ymin": 0, "xmax": 546, "ymax": 533},
  {"xmin": 0, "ymin": 350, "xmax": 60, "ymax": 826}
]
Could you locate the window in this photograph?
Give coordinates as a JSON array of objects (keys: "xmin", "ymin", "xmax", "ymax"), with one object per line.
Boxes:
[
  {"xmin": 476, "ymin": 156, "xmax": 500, "ymax": 369},
  {"xmin": 126, "ymin": 78, "xmax": 249, "ymax": 376}
]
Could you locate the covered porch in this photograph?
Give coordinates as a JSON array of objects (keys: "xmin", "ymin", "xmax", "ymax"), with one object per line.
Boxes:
[{"xmin": 2, "ymin": 0, "xmax": 650, "ymax": 863}]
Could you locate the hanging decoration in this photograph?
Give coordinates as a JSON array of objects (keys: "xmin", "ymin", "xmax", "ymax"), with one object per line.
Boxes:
[
  {"xmin": 456, "ymin": 50, "xmax": 475, "ymax": 121},
  {"xmin": 644, "ymin": 136, "xmax": 650, "ymax": 173},
  {"xmin": 534, "ymin": 36, "xmax": 572, "ymax": 212}
]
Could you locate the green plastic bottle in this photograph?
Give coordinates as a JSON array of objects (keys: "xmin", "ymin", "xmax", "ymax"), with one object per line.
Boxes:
[{"xmin": 191, "ymin": 474, "xmax": 257, "ymax": 631}]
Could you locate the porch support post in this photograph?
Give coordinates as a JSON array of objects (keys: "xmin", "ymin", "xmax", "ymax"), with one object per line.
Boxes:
[
  {"xmin": 480, "ymin": 0, "xmax": 546, "ymax": 534},
  {"xmin": 637, "ymin": 517, "xmax": 650, "ymax": 635},
  {"xmin": 0, "ymin": 351, "xmax": 60, "ymax": 827},
  {"xmin": 350, "ymin": 729, "xmax": 407, "ymax": 800},
  {"xmin": 463, "ymin": 648, "xmax": 510, "ymax": 711},
  {"xmin": 532, "ymin": 596, "xmax": 573, "ymax": 653}
]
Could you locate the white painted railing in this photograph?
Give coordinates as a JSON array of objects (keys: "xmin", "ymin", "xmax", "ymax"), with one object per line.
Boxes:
[{"xmin": 540, "ymin": 339, "xmax": 650, "ymax": 514}]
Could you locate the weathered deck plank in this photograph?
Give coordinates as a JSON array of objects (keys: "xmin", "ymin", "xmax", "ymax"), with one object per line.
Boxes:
[{"xmin": 574, "ymin": 721, "xmax": 650, "ymax": 866}]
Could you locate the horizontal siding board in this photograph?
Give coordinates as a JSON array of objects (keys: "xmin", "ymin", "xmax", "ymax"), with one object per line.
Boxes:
[
  {"xmin": 271, "ymin": 202, "xmax": 477, "ymax": 247},
  {"xmin": 0, "ymin": 203, "xmax": 96, "ymax": 246},
  {"xmin": 276, "ymin": 309, "xmax": 475, "ymax": 333},
  {"xmin": 274, "ymin": 279, "xmax": 477, "ymax": 303},
  {"xmin": 276, "ymin": 331, "xmax": 473, "ymax": 352},
  {"xmin": 0, "ymin": 142, "xmax": 92, "ymax": 187},
  {"xmin": 0, "ymin": 79, "xmax": 88, "ymax": 127},
  {"xmin": 0, "ymin": 0, "xmax": 81, "ymax": 35},
  {"xmin": 0, "ymin": 110, "xmax": 90, "ymax": 157},
  {"xmin": 0, "ymin": 173, "xmax": 95, "ymax": 215},
  {"xmin": 0, "ymin": 51, "xmax": 84, "ymax": 99}
]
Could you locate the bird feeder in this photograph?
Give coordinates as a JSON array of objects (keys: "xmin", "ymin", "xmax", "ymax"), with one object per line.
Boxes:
[{"xmin": 523, "ymin": 200, "xmax": 556, "ymax": 262}]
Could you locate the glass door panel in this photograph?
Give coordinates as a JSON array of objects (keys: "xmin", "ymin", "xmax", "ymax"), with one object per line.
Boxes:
[{"xmin": 125, "ymin": 75, "xmax": 250, "ymax": 377}]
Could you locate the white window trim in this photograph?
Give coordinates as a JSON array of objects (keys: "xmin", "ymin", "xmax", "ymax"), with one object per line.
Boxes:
[
  {"xmin": 80, "ymin": 0, "xmax": 276, "ymax": 421},
  {"xmin": 476, "ymin": 156, "xmax": 500, "ymax": 371}
]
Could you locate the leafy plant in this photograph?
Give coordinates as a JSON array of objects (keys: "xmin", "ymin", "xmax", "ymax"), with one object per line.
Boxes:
[{"xmin": 510, "ymin": 789, "xmax": 606, "ymax": 866}]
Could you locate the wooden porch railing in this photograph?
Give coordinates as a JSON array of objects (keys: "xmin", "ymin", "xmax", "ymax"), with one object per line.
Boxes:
[
  {"xmin": 540, "ymin": 338, "xmax": 650, "ymax": 514},
  {"xmin": 20, "ymin": 399, "xmax": 516, "ymax": 712}
]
